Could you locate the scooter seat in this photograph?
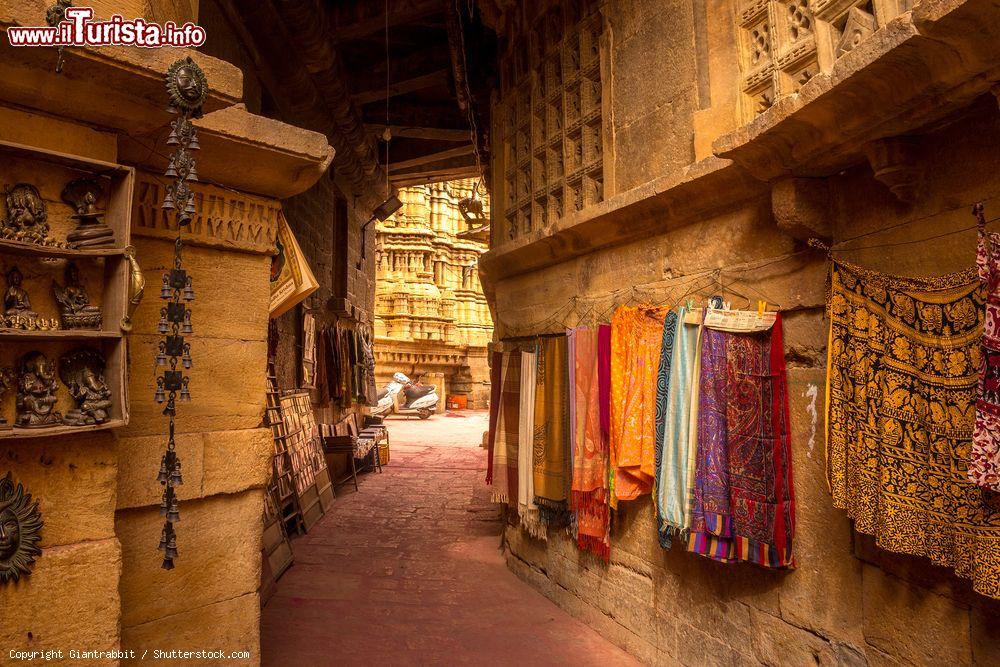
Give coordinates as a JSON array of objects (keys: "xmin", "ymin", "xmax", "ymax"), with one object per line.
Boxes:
[{"xmin": 403, "ymin": 384, "xmax": 435, "ymax": 400}]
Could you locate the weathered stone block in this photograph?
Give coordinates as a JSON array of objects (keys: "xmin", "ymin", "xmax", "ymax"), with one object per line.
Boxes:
[
  {"xmin": 0, "ymin": 433, "xmax": 117, "ymax": 546},
  {"xmin": 202, "ymin": 428, "xmax": 272, "ymax": 497},
  {"xmin": 117, "ymin": 491, "xmax": 263, "ymax": 628},
  {"xmin": 116, "ymin": 432, "xmax": 204, "ymax": 510},
  {"xmin": 861, "ymin": 563, "xmax": 972, "ymax": 665},
  {"xmin": 0, "ymin": 539, "xmax": 121, "ymax": 660},
  {"xmin": 772, "ymin": 177, "xmax": 832, "ymax": 242},
  {"xmin": 122, "ymin": 592, "xmax": 260, "ymax": 665}
]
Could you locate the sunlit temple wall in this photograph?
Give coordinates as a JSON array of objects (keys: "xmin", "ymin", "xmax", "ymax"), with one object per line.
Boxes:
[{"xmin": 375, "ymin": 179, "xmax": 493, "ymax": 407}]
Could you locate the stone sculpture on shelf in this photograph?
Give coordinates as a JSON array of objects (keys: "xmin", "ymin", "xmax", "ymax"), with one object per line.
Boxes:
[
  {"xmin": 60, "ymin": 348, "xmax": 112, "ymax": 426},
  {"xmin": 1, "ymin": 183, "xmax": 61, "ymax": 247},
  {"xmin": 0, "ymin": 472, "xmax": 43, "ymax": 583},
  {"xmin": 62, "ymin": 178, "xmax": 116, "ymax": 249},
  {"xmin": 53, "ymin": 262, "xmax": 102, "ymax": 329},
  {"xmin": 16, "ymin": 351, "xmax": 61, "ymax": 428},
  {"xmin": 0, "ymin": 368, "xmax": 13, "ymax": 431}
]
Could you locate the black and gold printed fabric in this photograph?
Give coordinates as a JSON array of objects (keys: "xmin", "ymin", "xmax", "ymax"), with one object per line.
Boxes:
[{"xmin": 826, "ymin": 259, "xmax": 1000, "ymax": 599}]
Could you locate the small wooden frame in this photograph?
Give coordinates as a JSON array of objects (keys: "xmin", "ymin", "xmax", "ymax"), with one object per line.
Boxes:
[{"xmin": 0, "ymin": 140, "xmax": 134, "ymax": 439}]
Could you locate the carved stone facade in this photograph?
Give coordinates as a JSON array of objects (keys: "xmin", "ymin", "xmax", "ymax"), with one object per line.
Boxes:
[
  {"xmin": 478, "ymin": 0, "xmax": 1000, "ymax": 663},
  {"xmin": 375, "ymin": 179, "xmax": 493, "ymax": 407},
  {"xmin": 492, "ymin": 0, "xmax": 611, "ymax": 243}
]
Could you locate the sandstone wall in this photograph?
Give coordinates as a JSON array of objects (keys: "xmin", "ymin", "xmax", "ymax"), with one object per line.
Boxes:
[{"xmin": 487, "ymin": 0, "xmax": 1000, "ymax": 660}]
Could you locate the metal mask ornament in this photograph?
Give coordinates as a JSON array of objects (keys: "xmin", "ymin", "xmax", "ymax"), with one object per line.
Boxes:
[
  {"xmin": 0, "ymin": 473, "xmax": 42, "ymax": 583},
  {"xmin": 165, "ymin": 56, "xmax": 208, "ymax": 118}
]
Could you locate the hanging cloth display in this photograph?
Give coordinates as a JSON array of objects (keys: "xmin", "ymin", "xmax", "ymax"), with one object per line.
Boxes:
[
  {"xmin": 533, "ymin": 336, "xmax": 571, "ymax": 527},
  {"xmin": 826, "ymin": 260, "xmax": 1000, "ymax": 598},
  {"xmin": 518, "ymin": 348, "xmax": 545, "ymax": 540},
  {"xmin": 688, "ymin": 313, "xmax": 794, "ymax": 568},
  {"xmin": 571, "ymin": 327, "xmax": 611, "ymax": 561},
  {"xmin": 969, "ymin": 219, "xmax": 1000, "ymax": 491},
  {"xmin": 653, "ymin": 309, "xmax": 679, "ymax": 547},
  {"xmin": 485, "ymin": 349, "xmax": 504, "ymax": 485},
  {"xmin": 492, "ymin": 349, "xmax": 522, "ymax": 507},
  {"xmin": 653, "ymin": 306, "xmax": 702, "ymax": 547},
  {"xmin": 610, "ymin": 306, "xmax": 670, "ymax": 503}
]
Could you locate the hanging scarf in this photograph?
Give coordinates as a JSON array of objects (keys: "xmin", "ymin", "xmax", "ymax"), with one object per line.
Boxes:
[
  {"xmin": 567, "ymin": 328, "xmax": 578, "ymax": 489},
  {"xmin": 826, "ymin": 260, "xmax": 1000, "ymax": 598},
  {"xmin": 653, "ymin": 310, "xmax": 679, "ymax": 548},
  {"xmin": 518, "ymin": 348, "xmax": 545, "ymax": 539},
  {"xmin": 970, "ymin": 225, "xmax": 1000, "ymax": 490},
  {"xmin": 533, "ymin": 336, "xmax": 571, "ymax": 526},
  {"xmin": 598, "ymin": 324, "xmax": 613, "ymax": 505},
  {"xmin": 654, "ymin": 307, "xmax": 702, "ymax": 547},
  {"xmin": 485, "ymin": 349, "xmax": 504, "ymax": 484},
  {"xmin": 610, "ymin": 306, "xmax": 669, "ymax": 502},
  {"xmin": 572, "ymin": 327, "xmax": 610, "ymax": 561},
  {"xmin": 496, "ymin": 350, "xmax": 522, "ymax": 506},
  {"xmin": 688, "ymin": 315, "xmax": 795, "ymax": 568}
]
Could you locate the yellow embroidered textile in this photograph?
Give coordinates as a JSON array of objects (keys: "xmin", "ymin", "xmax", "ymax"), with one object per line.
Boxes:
[
  {"xmin": 611, "ymin": 305, "xmax": 669, "ymax": 502},
  {"xmin": 826, "ymin": 260, "xmax": 1000, "ymax": 599},
  {"xmin": 533, "ymin": 336, "xmax": 571, "ymax": 522}
]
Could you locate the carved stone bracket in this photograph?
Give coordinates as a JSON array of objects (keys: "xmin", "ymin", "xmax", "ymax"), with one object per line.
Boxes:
[
  {"xmin": 863, "ymin": 136, "xmax": 921, "ymax": 204},
  {"xmin": 771, "ymin": 176, "xmax": 832, "ymax": 241}
]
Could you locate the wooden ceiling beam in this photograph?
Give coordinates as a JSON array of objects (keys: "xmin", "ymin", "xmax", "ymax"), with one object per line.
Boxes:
[
  {"xmin": 366, "ymin": 124, "xmax": 471, "ymax": 142},
  {"xmin": 331, "ymin": 0, "xmax": 445, "ymax": 43},
  {"xmin": 393, "ymin": 166, "xmax": 481, "ymax": 187},
  {"xmin": 388, "ymin": 144, "xmax": 476, "ymax": 173},
  {"xmin": 352, "ymin": 69, "xmax": 451, "ymax": 106}
]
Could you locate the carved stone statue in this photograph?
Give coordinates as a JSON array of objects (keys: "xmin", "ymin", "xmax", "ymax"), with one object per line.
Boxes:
[
  {"xmin": 4, "ymin": 267, "xmax": 37, "ymax": 322},
  {"xmin": 1, "ymin": 184, "xmax": 51, "ymax": 244},
  {"xmin": 53, "ymin": 262, "xmax": 102, "ymax": 329},
  {"xmin": 62, "ymin": 178, "xmax": 115, "ymax": 249},
  {"xmin": 15, "ymin": 351, "xmax": 61, "ymax": 428},
  {"xmin": 60, "ymin": 348, "xmax": 112, "ymax": 426},
  {"xmin": 0, "ymin": 368, "xmax": 13, "ymax": 431},
  {"xmin": 0, "ymin": 472, "xmax": 43, "ymax": 583}
]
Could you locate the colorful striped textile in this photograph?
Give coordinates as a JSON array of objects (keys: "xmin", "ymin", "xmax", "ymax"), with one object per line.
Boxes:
[
  {"xmin": 485, "ymin": 349, "xmax": 503, "ymax": 484},
  {"xmin": 688, "ymin": 314, "xmax": 795, "ymax": 568},
  {"xmin": 653, "ymin": 310, "xmax": 679, "ymax": 547},
  {"xmin": 490, "ymin": 350, "xmax": 521, "ymax": 506}
]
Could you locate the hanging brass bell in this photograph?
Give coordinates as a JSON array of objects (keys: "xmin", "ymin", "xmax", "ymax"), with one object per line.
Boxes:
[
  {"xmin": 183, "ymin": 277, "xmax": 195, "ymax": 302},
  {"xmin": 179, "ymin": 377, "xmax": 191, "ymax": 403},
  {"xmin": 160, "ymin": 274, "xmax": 173, "ymax": 299},
  {"xmin": 162, "ymin": 187, "xmax": 175, "ymax": 210},
  {"xmin": 155, "ymin": 378, "xmax": 166, "ymax": 404},
  {"xmin": 164, "ymin": 156, "xmax": 178, "ymax": 178},
  {"xmin": 182, "ymin": 343, "xmax": 192, "ymax": 369}
]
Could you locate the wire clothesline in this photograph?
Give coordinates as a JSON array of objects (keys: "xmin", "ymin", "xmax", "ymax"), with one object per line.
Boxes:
[{"xmin": 498, "ymin": 203, "xmax": 1000, "ymax": 335}]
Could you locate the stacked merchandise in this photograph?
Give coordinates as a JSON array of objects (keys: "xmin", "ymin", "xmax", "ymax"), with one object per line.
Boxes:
[{"xmin": 487, "ymin": 301, "xmax": 795, "ymax": 569}]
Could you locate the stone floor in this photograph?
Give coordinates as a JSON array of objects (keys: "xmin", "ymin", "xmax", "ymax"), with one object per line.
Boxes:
[{"xmin": 261, "ymin": 410, "xmax": 639, "ymax": 666}]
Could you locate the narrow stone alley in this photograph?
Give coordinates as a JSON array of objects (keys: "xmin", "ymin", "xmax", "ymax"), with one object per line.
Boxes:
[{"xmin": 261, "ymin": 411, "xmax": 638, "ymax": 666}]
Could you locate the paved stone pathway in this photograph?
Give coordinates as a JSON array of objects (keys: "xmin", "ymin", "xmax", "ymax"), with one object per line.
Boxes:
[{"xmin": 262, "ymin": 410, "xmax": 639, "ymax": 666}]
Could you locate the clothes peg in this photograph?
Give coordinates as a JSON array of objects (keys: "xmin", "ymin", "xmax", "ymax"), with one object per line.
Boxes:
[{"xmin": 758, "ymin": 300, "xmax": 767, "ymax": 316}]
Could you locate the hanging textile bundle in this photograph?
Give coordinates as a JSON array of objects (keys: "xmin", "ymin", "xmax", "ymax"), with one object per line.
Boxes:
[
  {"xmin": 490, "ymin": 349, "xmax": 521, "ymax": 506},
  {"xmin": 518, "ymin": 347, "xmax": 546, "ymax": 540},
  {"xmin": 653, "ymin": 306, "xmax": 702, "ymax": 547},
  {"xmin": 611, "ymin": 306, "xmax": 670, "ymax": 504},
  {"xmin": 571, "ymin": 327, "xmax": 611, "ymax": 561},
  {"xmin": 688, "ymin": 313, "xmax": 795, "ymax": 568},
  {"xmin": 533, "ymin": 336, "xmax": 572, "ymax": 527},
  {"xmin": 485, "ymin": 349, "xmax": 504, "ymax": 486},
  {"xmin": 969, "ymin": 210, "xmax": 1000, "ymax": 491},
  {"xmin": 826, "ymin": 259, "xmax": 1000, "ymax": 598}
]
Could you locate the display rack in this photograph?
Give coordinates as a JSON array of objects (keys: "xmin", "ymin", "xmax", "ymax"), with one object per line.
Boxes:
[{"xmin": 0, "ymin": 140, "xmax": 135, "ymax": 439}]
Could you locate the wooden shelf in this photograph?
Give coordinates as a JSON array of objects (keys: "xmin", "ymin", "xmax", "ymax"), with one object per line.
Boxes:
[
  {"xmin": 0, "ymin": 329, "xmax": 123, "ymax": 340},
  {"xmin": 0, "ymin": 419, "xmax": 126, "ymax": 440},
  {"xmin": 0, "ymin": 239, "xmax": 126, "ymax": 259}
]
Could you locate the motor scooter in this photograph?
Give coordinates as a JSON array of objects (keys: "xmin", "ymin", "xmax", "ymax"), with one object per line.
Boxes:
[{"xmin": 371, "ymin": 372, "xmax": 439, "ymax": 419}]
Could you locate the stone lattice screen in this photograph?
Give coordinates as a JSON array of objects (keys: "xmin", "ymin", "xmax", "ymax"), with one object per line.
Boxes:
[
  {"xmin": 493, "ymin": 0, "xmax": 605, "ymax": 242},
  {"xmin": 737, "ymin": 0, "xmax": 911, "ymax": 121}
]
